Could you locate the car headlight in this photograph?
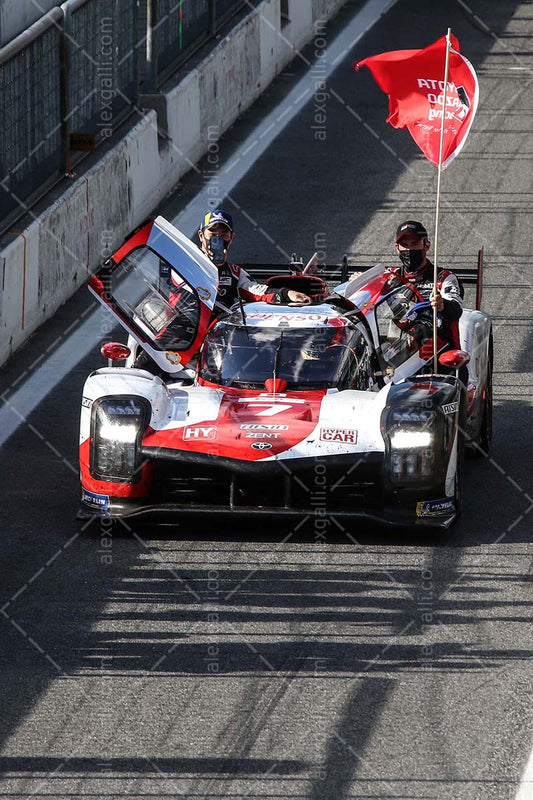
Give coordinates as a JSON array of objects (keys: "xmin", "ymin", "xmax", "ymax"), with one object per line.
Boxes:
[
  {"xmin": 99, "ymin": 421, "xmax": 138, "ymax": 443},
  {"xmin": 390, "ymin": 431, "xmax": 432, "ymax": 449},
  {"xmin": 90, "ymin": 396, "xmax": 150, "ymax": 482},
  {"xmin": 383, "ymin": 406, "xmax": 436, "ymax": 483}
]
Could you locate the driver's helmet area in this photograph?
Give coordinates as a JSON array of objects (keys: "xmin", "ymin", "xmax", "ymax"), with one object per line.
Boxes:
[
  {"xmin": 374, "ymin": 285, "xmax": 434, "ymax": 368},
  {"xmin": 199, "ymin": 322, "xmax": 374, "ymax": 391}
]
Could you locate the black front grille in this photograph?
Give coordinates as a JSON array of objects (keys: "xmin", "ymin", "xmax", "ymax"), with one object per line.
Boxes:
[{"xmin": 151, "ymin": 454, "xmax": 384, "ymax": 512}]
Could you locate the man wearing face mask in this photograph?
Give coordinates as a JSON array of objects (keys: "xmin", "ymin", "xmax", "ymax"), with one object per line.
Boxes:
[
  {"xmin": 349, "ymin": 220, "xmax": 463, "ymax": 349},
  {"xmin": 389, "ymin": 220, "xmax": 463, "ymax": 350},
  {"xmin": 198, "ymin": 209, "xmax": 311, "ymax": 311}
]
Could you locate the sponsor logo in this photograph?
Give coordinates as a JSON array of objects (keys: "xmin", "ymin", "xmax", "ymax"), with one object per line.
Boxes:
[
  {"xmin": 455, "ymin": 85, "xmax": 470, "ymax": 119},
  {"xmin": 240, "ymin": 424, "xmax": 288, "ymax": 430},
  {"xmin": 81, "ymin": 396, "xmax": 92, "ymax": 408},
  {"xmin": 320, "ymin": 427, "xmax": 358, "ymax": 444},
  {"xmin": 245, "ymin": 312, "xmax": 346, "ymax": 324},
  {"xmin": 82, "ymin": 489, "xmax": 110, "ymax": 510},
  {"xmin": 183, "ymin": 426, "xmax": 217, "ymax": 440},
  {"xmin": 166, "ymin": 351, "xmax": 182, "ymax": 365},
  {"xmin": 218, "ymin": 275, "xmax": 232, "ymax": 285},
  {"xmin": 441, "ymin": 402, "xmax": 458, "ymax": 415},
  {"xmin": 196, "ymin": 286, "xmax": 212, "ymax": 302},
  {"xmin": 251, "ymin": 441, "xmax": 273, "ymax": 451},
  {"xmin": 246, "ymin": 432, "xmax": 280, "ymax": 439},
  {"xmin": 416, "ymin": 497, "xmax": 455, "ymax": 517}
]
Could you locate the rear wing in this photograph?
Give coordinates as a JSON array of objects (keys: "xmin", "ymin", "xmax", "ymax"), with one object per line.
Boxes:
[{"xmin": 240, "ymin": 247, "xmax": 485, "ymax": 311}]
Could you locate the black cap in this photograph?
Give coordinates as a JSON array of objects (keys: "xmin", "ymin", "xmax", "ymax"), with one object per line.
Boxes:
[{"xmin": 396, "ymin": 220, "xmax": 428, "ymax": 242}]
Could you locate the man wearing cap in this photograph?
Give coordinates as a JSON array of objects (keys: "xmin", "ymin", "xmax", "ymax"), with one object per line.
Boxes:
[
  {"xmin": 391, "ymin": 220, "xmax": 463, "ymax": 349},
  {"xmin": 198, "ymin": 209, "xmax": 311, "ymax": 310},
  {"xmin": 350, "ymin": 220, "xmax": 463, "ymax": 350}
]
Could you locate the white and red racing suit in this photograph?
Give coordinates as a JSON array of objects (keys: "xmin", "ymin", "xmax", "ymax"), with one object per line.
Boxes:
[{"xmin": 384, "ymin": 260, "xmax": 463, "ymax": 349}]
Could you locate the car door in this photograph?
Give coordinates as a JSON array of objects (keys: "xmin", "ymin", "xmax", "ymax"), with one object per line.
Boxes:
[
  {"xmin": 373, "ymin": 286, "xmax": 447, "ymax": 382},
  {"xmin": 89, "ymin": 216, "xmax": 218, "ymax": 372}
]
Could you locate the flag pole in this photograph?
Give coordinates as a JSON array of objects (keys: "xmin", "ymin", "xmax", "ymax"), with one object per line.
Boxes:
[{"xmin": 432, "ymin": 28, "xmax": 452, "ymax": 373}]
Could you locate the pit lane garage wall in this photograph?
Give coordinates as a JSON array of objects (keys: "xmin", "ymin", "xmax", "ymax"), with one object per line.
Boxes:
[{"xmin": 0, "ymin": 0, "xmax": 349, "ymax": 366}]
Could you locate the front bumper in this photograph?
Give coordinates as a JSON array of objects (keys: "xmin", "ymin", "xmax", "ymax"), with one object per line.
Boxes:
[
  {"xmin": 77, "ymin": 501, "xmax": 455, "ymax": 529},
  {"xmin": 78, "ymin": 452, "xmax": 456, "ymax": 530}
]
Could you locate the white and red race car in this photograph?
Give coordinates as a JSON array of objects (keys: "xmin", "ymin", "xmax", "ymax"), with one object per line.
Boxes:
[{"xmin": 79, "ymin": 216, "xmax": 492, "ymax": 529}]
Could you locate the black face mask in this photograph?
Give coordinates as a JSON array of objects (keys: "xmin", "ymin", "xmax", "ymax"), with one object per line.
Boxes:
[
  {"xmin": 209, "ymin": 235, "xmax": 227, "ymax": 265},
  {"xmin": 399, "ymin": 248, "xmax": 425, "ymax": 274}
]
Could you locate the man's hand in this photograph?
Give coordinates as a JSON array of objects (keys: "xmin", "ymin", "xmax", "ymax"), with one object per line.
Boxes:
[
  {"xmin": 430, "ymin": 290, "xmax": 444, "ymax": 312},
  {"xmin": 349, "ymin": 271, "xmax": 362, "ymax": 281},
  {"xmin": 288, "ymin": 290, "xmax": 311, "ymax": 304}
]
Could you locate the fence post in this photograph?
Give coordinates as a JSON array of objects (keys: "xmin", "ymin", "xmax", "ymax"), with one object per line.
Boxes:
[
  {"xmin": 59, "ymin": 5, "xmax": 70, "ymax": 174},
  {"xmin": 145, "ymin": 0, "xmax": 158, "ymax": 92},
  {"xmin": 133, "ymin": 0, "xmax": 140, "ymax": 105},
  {"xmin": 209, "ymin": 0, "xmax": 216, "ymax": 37}
]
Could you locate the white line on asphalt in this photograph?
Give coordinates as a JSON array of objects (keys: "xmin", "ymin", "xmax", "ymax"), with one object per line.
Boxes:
[
  {"xmin": 0, "ymin": 0, "xmax": 397, "ymax": 449},
  {"xmin": 516, "ymin": 745, "xmax": 533, "ymax": 800}
]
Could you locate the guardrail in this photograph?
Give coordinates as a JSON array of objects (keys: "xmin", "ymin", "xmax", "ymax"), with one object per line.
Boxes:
[{"xmin": 0, "ymin": 0, "xmax": 245, "ymax": 235}]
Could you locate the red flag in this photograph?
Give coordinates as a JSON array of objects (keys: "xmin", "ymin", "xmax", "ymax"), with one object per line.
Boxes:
[{"xmin": 355, "ymin": 35, "xmax": 479, "ymax": 169}]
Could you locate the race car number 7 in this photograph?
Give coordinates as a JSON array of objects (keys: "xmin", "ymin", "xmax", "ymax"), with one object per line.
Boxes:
[{"xmin": 254, "ymin": 404, "xmax": 293, "ymax": 417}]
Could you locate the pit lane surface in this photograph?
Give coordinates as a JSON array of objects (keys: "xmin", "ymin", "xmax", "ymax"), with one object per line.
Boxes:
[{"xmin": 1, "ymin": 0, "xmax": 532, "ymax": 797}]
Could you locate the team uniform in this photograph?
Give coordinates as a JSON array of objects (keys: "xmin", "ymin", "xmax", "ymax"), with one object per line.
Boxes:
[{"xmin": 384, "ymin": 259, "xmax": 463, "ymax": 349}]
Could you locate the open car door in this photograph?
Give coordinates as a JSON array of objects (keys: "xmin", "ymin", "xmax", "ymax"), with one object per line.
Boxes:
[
  {"xmin": 89, "ymin": 216, "xmax": 218, "ymax": 373},
  {"xmin": 372, "ymin": 285, "xmax": 448, "ymax": 382}
]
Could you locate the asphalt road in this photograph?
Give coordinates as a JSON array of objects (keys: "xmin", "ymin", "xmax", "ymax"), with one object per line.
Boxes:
[{"xmin": 0, "ymin": 0, "xmax": 532, "ymax": 798}]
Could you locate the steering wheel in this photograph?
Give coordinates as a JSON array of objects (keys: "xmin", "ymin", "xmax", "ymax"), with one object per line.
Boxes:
[{"xmin": 406, "ymin": 300, "xmax": 432, "ymax": 322}]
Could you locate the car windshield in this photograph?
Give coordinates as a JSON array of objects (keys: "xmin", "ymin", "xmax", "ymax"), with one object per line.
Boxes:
[{"xmin": 199, "ymin": 324, "xmax": 374, "ymax": 389}]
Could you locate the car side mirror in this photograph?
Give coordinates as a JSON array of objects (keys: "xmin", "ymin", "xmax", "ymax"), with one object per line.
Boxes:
[
  {"xmin": 101, "ymin": 342, "xmax": 131, "ymax": 366},
  {"xmin": 438, "ymin": 349, "xmax": 470, "ymax": 369}
]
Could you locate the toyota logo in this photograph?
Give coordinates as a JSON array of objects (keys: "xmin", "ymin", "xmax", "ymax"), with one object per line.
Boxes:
[{"xmin": 251, "ymin": 441, "xmax": 273, "ymax": 450}]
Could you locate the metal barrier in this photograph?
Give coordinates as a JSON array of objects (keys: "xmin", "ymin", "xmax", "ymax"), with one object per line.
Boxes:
[
  {"xmin": 0, "ymin": 0, "xmax": 247, "ymax": 235},
  {"xmin": 63, "ymin": 0, "xmax": 139, "ymax": 157},
  {"xmin": 0, "ymin": 9, "xmax": 63, "ymax": 230},
  {"xmin": 152, "ymin": 0, "xmax": 246, "ymax": 87}
]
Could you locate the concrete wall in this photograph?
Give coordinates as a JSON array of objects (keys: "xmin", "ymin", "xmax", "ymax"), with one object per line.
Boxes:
[
  {"xmin": 0, "ymin": 0, "xmax": 60, "ymax": 45},
  {"xmin": 0, "ymin": 0, "xmax": 349, "ymax": 365}
]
